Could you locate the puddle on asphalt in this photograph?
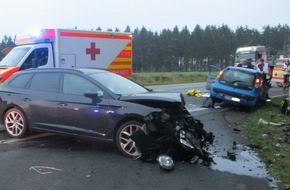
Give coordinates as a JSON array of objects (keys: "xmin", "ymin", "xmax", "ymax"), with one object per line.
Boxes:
[
  {"xmin": 211, "ymin": 150, "xmax": 267, "ymax": 178},
  {"xmin": 209, "ymin": 144, "xmax": 279, "ymax": 189}
]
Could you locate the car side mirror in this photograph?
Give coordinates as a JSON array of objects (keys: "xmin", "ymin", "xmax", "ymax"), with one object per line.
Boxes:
[
  {"xmin": 84, "ymin": 92, "xmax": 99, "ymax": 99},
  {"xmin": 84, "ymin": 92, "xmax": 103, "ymax": 104}
]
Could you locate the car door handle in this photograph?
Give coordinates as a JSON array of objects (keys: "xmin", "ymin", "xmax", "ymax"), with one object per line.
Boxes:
[
  {"xmin": 58, "ymin": 103, "xmax": 68, "ymax": 106},
  {"xmin": 23, "ymin": 98, "xmax": 31, "ymax": 102}
]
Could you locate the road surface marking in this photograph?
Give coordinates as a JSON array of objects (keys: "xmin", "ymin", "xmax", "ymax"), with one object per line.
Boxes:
[
  {"xmin": 188, "ymin": 107, "xmax": 208, "ymax": 112},
  {"xmin": 29, "ymin": 166, "xmax": 62, "ymax": 174}
]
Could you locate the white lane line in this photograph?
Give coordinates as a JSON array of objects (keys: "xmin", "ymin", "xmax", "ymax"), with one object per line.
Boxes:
[
  {"xmin": 0, "ymin": 133, "xmax": 55, "ymax": 144},
  {"xmin": 188, "ymin": 107, "xmax": 208, "ymax": 112}
]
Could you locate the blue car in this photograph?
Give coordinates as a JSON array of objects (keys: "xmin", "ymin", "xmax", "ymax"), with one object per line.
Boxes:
[{"xmin": 210, "ymin": 66, "xmax": 271, "ymax": 107}]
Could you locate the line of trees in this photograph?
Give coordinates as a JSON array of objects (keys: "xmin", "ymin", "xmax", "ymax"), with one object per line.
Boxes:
[
  {"xmin": 0, "ymin": 35, "xmax": 15, "ymax": 60},
  {"xmin": 131, "ymin": 24, "xmax": 290, "ymax": 72},
  {"xmin": 1, "ymin": 24, "xmax": 290, "ymax": 72}
]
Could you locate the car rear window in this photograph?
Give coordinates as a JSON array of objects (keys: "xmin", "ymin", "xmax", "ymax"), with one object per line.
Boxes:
[{"xmin": 220, "ymin": 69, "xmax": 255, "ymax": 89}]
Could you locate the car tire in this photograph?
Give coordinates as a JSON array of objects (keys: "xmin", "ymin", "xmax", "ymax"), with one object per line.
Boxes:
[
  {"xmin": 116, "ymin": 120, "xmax": 146, "ymax": 158},
  {"xmin": 4, "ymin": 108, "xmax": 28, "ymax": 138},
  {"xmin": 211, "ymin": 97, "xmax": 222, "ymax": 103}
]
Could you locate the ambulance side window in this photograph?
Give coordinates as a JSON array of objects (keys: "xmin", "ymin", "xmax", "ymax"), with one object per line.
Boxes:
[
  {"xmin": 20, "ymin": 48, "xmax": 48, "ymax": 70},
  {"xmin": 38, "ymin": 48, "xmax": 48, "ymax": 66}
]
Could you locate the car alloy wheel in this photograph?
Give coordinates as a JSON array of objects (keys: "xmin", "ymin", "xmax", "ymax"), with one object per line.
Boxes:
[
  {"xmin": 116, "ymin": 120, "xmax": 146, "ymax": 158},
  {"xmin": 4, "ymin": 108, "xmax": 28, "ymax": 138}
]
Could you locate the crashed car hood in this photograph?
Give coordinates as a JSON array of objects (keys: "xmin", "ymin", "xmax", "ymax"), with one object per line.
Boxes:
[{"xmin": 119, "ymin": 92, "xmax": 185, "ymax": 108}]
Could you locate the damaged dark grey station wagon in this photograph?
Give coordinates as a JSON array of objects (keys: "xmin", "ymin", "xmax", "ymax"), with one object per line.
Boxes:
[{"xmin": 0, "ymin": 68, "xmax": 213, "ymax": 164}]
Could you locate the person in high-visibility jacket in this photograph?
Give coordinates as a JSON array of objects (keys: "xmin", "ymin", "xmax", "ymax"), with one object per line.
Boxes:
[{"xmin": 283, "ymin": 59, "xmax": 290, "ymax": 90}]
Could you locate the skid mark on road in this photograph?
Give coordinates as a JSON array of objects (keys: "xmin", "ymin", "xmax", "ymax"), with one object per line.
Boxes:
[{"xmin": 0, "ymin": 133, "xmax": 55, "ymax": 144}]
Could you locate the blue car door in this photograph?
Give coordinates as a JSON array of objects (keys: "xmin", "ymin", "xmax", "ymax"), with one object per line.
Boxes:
[{"xmin": 206, "ymin": 65, "xmax": 222, "ymax": 90}]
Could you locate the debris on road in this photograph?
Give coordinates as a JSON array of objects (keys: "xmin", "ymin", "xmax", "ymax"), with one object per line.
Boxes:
[
  {"xmin": 186, "ymin": 89, "xmax": 209, "ymax": 97},
  {"xmin": 258, "ymin": 118, "xmax": 287, "ymax": 127}
]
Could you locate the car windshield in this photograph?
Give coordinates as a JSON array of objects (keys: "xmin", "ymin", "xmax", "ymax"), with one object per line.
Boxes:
[
  {"xmin": 221, "ymin": 69, "xmax": 255, "ymax": 86},
  {"xmin": 235, "ymin": 53, "xmax": 255, "ymax": 63},
  {"xmin": 88, "ymin": 72, "xmax": 149, "ymax": 95},
  {"xmin": 0, "ymin": 47, "xmax": 31, "ymax": 67}
]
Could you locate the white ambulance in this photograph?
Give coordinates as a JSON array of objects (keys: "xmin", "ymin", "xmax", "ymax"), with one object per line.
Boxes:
[
  {"xmin": 0, "ymin": 28, "xmax": 132, "ymax": 84},
  {"xmin": 234, "ymin": 46, "xmax": 267, "ymax": 66}
]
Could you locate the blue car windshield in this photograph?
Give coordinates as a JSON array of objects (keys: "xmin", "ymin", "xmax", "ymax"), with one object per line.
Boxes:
[{"xmin": 88, "ymin": 72, "xmax": 149, "ymax": 95}]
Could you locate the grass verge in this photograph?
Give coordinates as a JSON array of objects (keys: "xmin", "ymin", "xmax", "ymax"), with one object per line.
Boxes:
[
  {"xmin": 245, "ymin": 96, "xmax": 290, "ymax": 189},
  {"xmin": 132, "ymin": 72, "xmax": 208, "ymax": 86}
]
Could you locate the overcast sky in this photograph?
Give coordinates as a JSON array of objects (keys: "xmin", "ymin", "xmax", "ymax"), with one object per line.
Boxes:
[{"xmin": 1, "ymin": 0, "xmax": 289, "ymax": 40}]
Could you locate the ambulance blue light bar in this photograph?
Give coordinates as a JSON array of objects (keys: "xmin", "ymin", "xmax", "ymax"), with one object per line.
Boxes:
[{"xmin": 15, "ymin": 29, "xmax": 56, "ymax": 45}]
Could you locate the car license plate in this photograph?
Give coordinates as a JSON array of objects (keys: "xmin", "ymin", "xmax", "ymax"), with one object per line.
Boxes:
[{"xmin": 224, "ymin": 95, "xmax": 240, "ymax": 102}]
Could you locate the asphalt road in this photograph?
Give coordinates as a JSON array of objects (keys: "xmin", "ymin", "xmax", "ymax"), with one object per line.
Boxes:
[{"xmin": 0, "ymin": 82, "xmax": 282, "ymax": 190}]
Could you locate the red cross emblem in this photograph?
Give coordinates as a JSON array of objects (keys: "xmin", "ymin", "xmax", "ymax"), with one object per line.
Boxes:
[{"xmin": 86, "ymin": 42, "xmax": 100, "ymax": 60}]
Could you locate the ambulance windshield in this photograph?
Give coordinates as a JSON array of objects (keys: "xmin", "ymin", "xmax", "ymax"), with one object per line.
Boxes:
[
  {"xmin": 235, "ymin": 52, "xmax": 255, "ymax": 63},
  {"xmin": 0, "ymin": 47, "xmax": 31, "ymax": 67}
]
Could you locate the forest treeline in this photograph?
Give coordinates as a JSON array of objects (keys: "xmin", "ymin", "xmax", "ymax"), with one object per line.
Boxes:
[{"xmin": 1, "ymin": 24, "xmax": 290, "ymax": 72}]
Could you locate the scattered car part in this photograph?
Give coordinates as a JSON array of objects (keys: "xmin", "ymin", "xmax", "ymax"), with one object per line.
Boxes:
[{"xmin": 157, "ymin": 155, "xmax": 175, "ymax": 171}]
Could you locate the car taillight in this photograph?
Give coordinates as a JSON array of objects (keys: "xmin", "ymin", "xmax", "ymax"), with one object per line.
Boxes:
[
  {"xmin": 217, "ymin": 71, "xmax": 223, "ymax": 79},
  {"xmin": 255, "ymin": 78, "xmax": 262, "ymax": 88}
]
